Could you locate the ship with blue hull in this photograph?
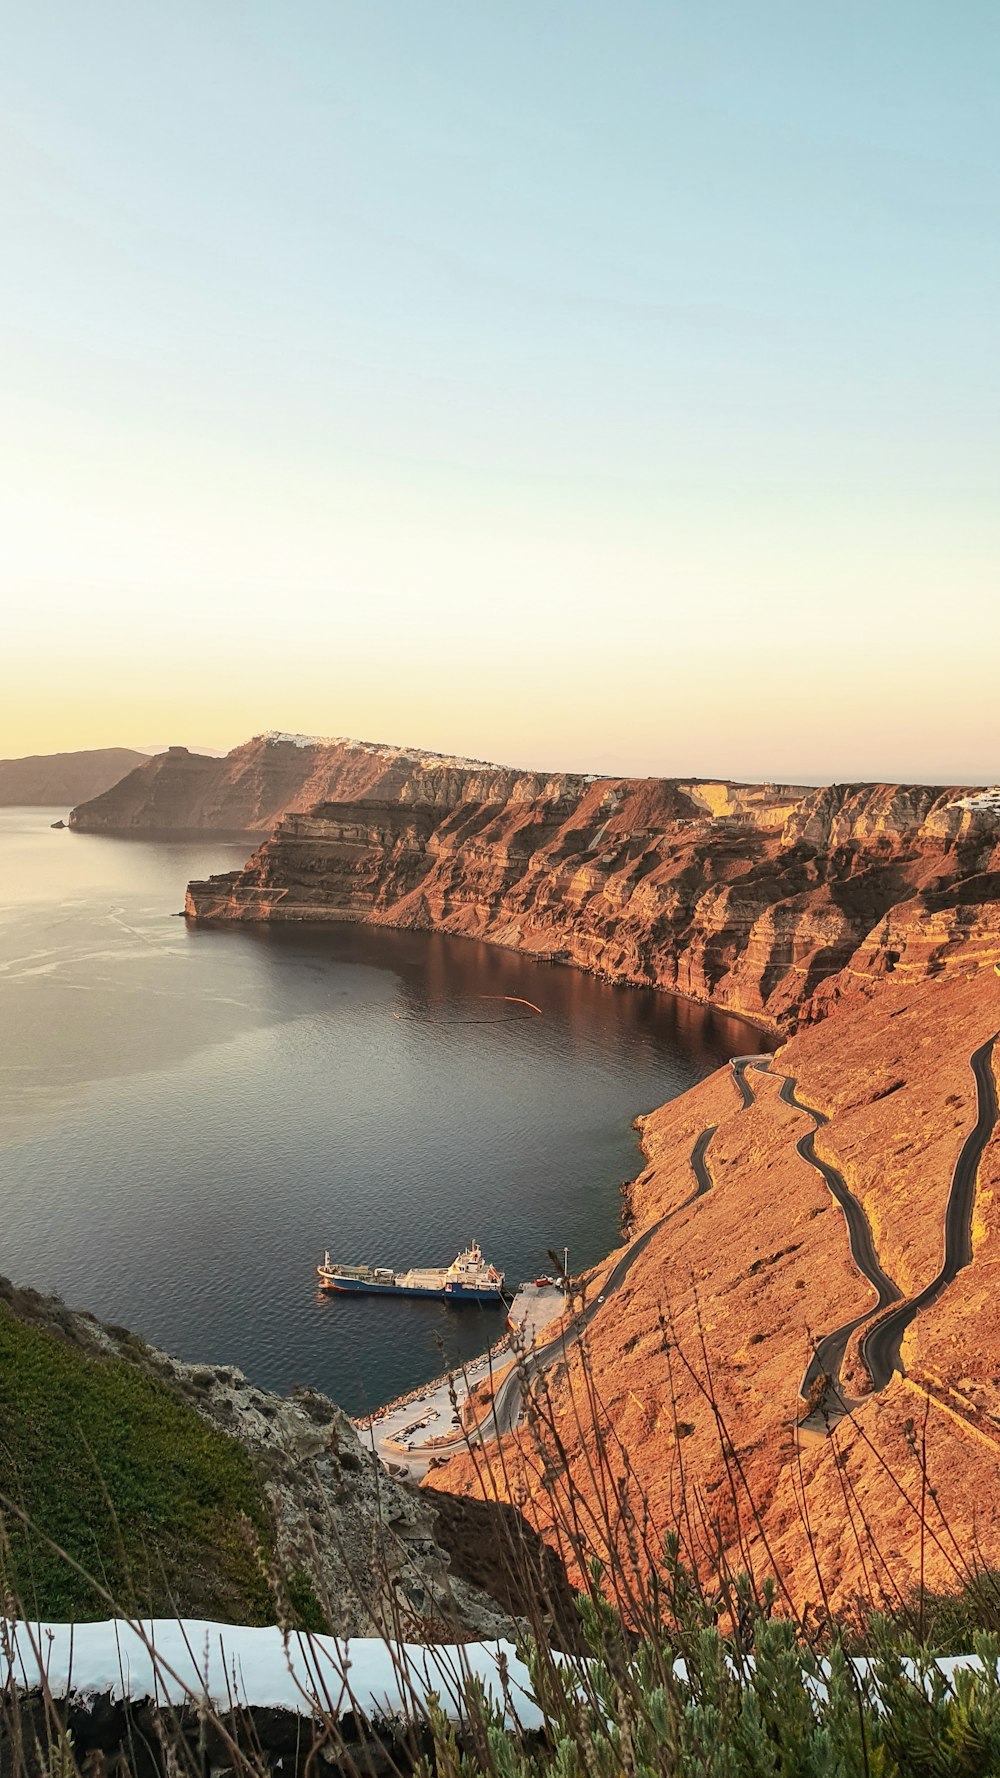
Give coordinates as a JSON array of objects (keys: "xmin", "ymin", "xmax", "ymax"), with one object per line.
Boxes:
[{"xmin": 317, "ymin": 1239, "xmax": 506, "ymax": 1305}]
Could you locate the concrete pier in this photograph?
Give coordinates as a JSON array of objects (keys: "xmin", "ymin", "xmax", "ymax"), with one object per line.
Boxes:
[{"xmin": 355, "ymin": 1282, "xmax": 567, "ymax": 1481}]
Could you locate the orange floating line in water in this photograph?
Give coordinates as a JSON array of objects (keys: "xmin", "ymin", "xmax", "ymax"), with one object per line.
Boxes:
[
  {"xmin": 479, "ymin": 995, "xmax": 543, "ymax": 1015},
  {"xmin": 391, "ymin": 996, "xmax": 543, "ymax": 1025}
]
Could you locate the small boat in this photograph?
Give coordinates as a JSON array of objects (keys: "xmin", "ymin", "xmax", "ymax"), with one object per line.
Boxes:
[{"xmin": 317, "ymin": 1239, "xmax": 506, "ymax": 1305}]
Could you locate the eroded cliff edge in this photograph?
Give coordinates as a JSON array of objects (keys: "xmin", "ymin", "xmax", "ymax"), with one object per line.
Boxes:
[
  {"xmin": 69, "ymin": 732, "xmax": 510, "ymax": 834},
  {"xmin": 185, "ymin": 756, "xmax": 1000, "ymax": 1032},
  {"xmin": 0, "ymin": 1275, "xmax": 543, "ymax": 1641}
]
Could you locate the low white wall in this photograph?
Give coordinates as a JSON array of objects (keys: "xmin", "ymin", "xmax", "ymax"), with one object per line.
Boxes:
[
  {"xmin": 3, "ymin": 1617, "xmax": 992, "ymax": 1730},
  {"xmin": 2, "ymin": 1619, "xmax": 542, "ymax": 1727}
]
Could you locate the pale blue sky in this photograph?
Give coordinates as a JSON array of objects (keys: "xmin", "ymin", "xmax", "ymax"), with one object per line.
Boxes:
[{"xmin": 2, "ymin": 2, "xmax": 998, "ymax": 780}]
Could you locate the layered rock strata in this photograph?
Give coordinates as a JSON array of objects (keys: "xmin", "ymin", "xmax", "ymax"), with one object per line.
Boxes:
[
  {"xmin": 69, "ymin": 733, "xmax": 510, "ymax": 834},
  {"xmin": 186, "ymin": 765, "xmax": 1000, "ymax": 1032}
]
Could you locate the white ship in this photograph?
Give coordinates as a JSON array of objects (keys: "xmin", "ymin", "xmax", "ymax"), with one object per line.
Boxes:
[{"xmin": 317, "ymin": 1239, "xmax": 506, "ymax": 1305}]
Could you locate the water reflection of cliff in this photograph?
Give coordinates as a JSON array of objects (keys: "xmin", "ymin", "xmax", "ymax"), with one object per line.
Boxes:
[{"xmin": 243, "ymin": 922, "xmax": 768, "ymax": 1079}]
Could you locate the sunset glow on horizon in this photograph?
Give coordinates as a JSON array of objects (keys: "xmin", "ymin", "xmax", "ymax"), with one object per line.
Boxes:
[{"xmin": 3, "ymin": 3, "xmax": 998, "ymax": 784}]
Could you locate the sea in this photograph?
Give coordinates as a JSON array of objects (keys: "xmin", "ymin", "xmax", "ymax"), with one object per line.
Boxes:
[{"xmin": 0, "ymin": 807, "xmax": 763, "ymax": 1415}]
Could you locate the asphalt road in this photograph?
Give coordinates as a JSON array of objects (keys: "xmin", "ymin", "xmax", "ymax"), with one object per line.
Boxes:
[
  {"xmin": 860, "ymin": 1034, "xmax": 998, "ymax": 1389},
  {"xmin": 734, "ymin": 1059, "xmax": 900, "ymax": 1396},
  {"xmin": 454, "ymin": 1035, "xmax": 998, "ymax": 1452},
  {"xmin": 689, "ymin": 1123, "xmax": 718, "ymax": 1197},
  {"xmin": 482, "ymin": 1204, "xmax": 680, "ymax": 1437},
  {"xmin": 730, "ymin": 1056, "xmax": 758, "ymax": 1109},
  {"xmin": 476, "ymin": 1122, "xmax": 724, "ymax": 1441}
]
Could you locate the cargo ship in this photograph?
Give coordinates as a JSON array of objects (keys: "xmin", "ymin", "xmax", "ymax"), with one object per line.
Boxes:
[{"xmin": 317, "ymin": 1239, "xmax": 506, "ymax": 1305}]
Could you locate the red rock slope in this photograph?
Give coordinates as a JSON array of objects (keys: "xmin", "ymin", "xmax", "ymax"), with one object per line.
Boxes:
[
  {"xmin": 69, "ymin": 733, "xmax": 502, "ymax": 835},
  {"xmin": 424, "ymin": 967, "xmax": 1000, "ymax": 1619}
]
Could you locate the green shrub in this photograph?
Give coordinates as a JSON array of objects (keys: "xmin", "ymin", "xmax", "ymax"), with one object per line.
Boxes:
[{"xmin": 0, "ymin": 1305, "xmax": 274, "ymax": 1622}]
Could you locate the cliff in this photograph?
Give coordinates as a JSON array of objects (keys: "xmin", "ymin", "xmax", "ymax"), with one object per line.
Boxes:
[
  {"xmin": 185, "ymin": 761, "xmax": 1000, "ymax": 1032},
  {"xmin": 424, "ymin": 966, "xmax": 1000, "ymax": 1618},
  {"xmin": 0, "ymin": 746, "xmax": 146, "ymax": 806},
  {"xmin": 0, "ymin": 1274, "xmax": 534, "ymax": 1641},
  {"xmin": 59, "ymin": 733, "xmax": 1000, "ymax": 1629},
  {"xmin": 68, "ymin": 732, "xmax": 512, "ymax": 834}
]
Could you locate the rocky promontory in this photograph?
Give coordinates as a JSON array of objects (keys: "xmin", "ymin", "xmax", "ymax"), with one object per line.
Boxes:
[
  {"xmin": 68, "ymin": 732, "xmax": 521, "ymax": 834},
  {"xmin": 185, "ymin": 753, "xmax": 1000, "ymax": 1031}
]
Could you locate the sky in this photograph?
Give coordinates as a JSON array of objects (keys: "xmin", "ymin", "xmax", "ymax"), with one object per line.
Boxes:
[{"xmin": 2, "ymin": 1, "xmax": 998, "ymax": 783}]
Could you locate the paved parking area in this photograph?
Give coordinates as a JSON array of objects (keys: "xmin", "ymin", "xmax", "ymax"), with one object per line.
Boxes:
[{"xmin": 355, "ymin": 1282, "xmax": 567, "ymax": 1480}]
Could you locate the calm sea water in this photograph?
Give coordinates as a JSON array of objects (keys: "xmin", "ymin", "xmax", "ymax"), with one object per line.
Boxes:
[{"xmin": 0, "ymin": 807, "xmax": 761, "ymax": 1414}]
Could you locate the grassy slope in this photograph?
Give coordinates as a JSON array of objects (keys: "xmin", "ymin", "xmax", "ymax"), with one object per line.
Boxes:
[{"xmin": 0, "ymin": 1304, "xmax": 275, "ymax": 1622}]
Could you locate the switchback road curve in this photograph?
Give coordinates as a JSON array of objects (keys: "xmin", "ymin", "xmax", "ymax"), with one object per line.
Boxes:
[
  {"xmin": 487, "ymin": 1052, "xmax": 897, "ymax": 1443},
  {"xmin": 733, "ymin": 1059, "xmax": 900, "ymax": 1396},
  {"xmin": 860, "ymin": 1034, "xmax": 999, "ymax": 1388},
  {"xmin": 443, "ymin": 1036, "xmax": 997, "ymax": 1460}
]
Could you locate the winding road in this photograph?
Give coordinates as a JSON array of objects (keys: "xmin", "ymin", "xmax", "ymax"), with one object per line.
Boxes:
[
  {"xmin": 733, "ymin": 1059, "xmax": 901, "ymax": 1395},
  {"xmin": 859, "ymin": 1035, "xmax": 999, "ymax": 1387},
  {"xmin": 730, "ymin": 1057, "xmax": 757, "ymax": 1110},
  {"xmin": 469, "ymin": 1123, "xmax": 724, "ymax": 1444},
  {"xmin": 689, "ymin": 1123, "xmax": 719, "ymax": 1197},
  {"xmin": 483, "ymin": 1036, "xmax": 999, "ymax": 1444},
  {"xmin": 373, "ymin": 1033, "xmax": 999, "ymax": 1469},
  {"xmin": 773, "ymin": 1073, "xmax": 901, "ymax": 1393}
]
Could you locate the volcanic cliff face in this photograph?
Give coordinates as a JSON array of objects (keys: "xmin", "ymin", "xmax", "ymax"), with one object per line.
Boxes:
[
  {"xmin": 424, "ymin": 967, "xmax": 1000, "ymax": 1619},
  {"xmin": 71, "ymin": 738, "xmax": 1000, "ymax": 1624},
  {"xmin": 69, "ymin": 732, "xmax": 507, "ymax": 834},
  {"xmin": 186, "ymin": 763, "xmax": 1000, "ymax": 1033},
  {"xmin": 0, "ymin": 746, "xmax": 146, "ymax": 807}
]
